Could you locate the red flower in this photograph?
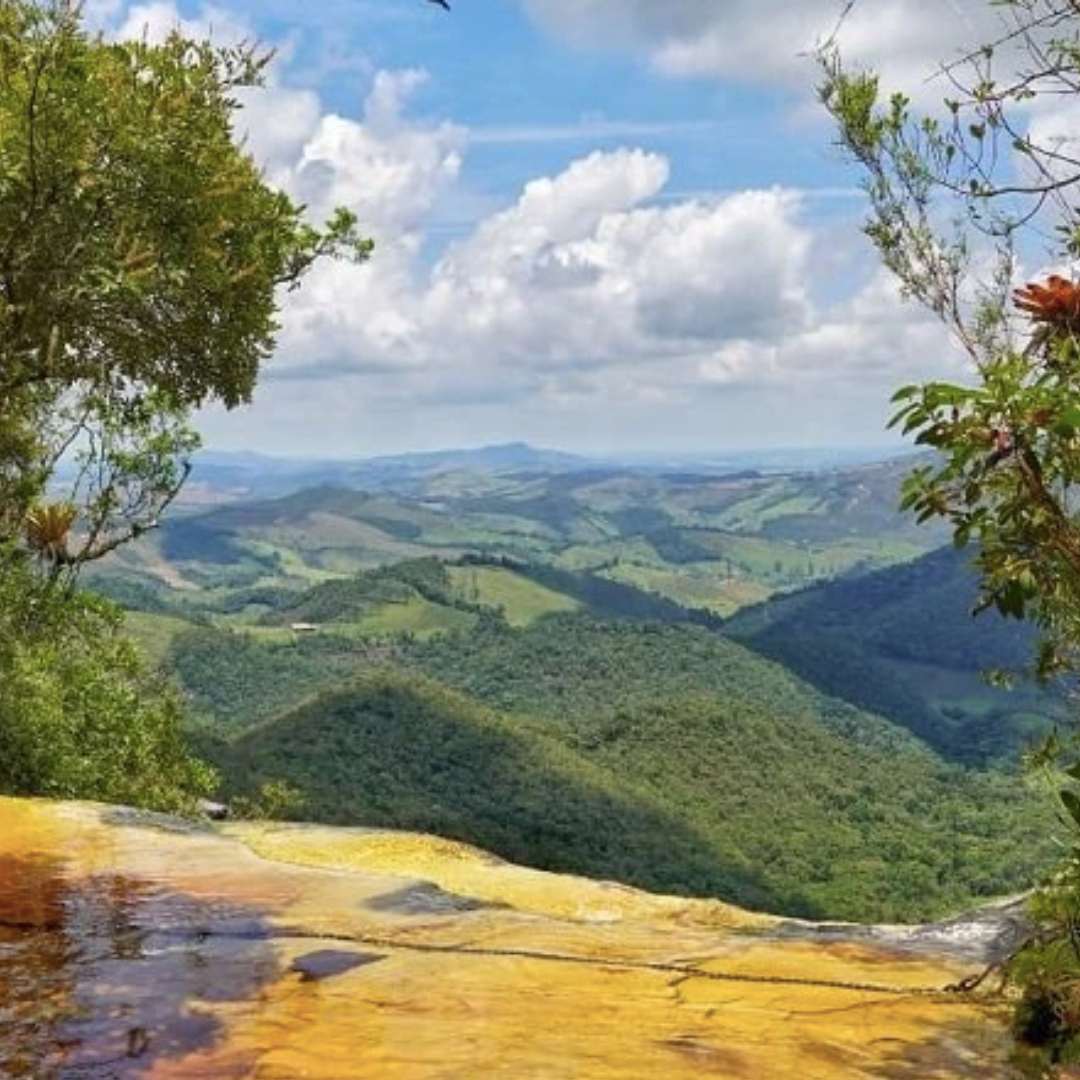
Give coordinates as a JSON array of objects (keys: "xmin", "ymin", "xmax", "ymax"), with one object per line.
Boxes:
[{"xmin": 1014, "ymin": 275, "xmax": 1080, "ymax": 330}]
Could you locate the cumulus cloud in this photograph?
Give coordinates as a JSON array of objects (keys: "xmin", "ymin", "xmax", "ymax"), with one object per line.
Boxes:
[
  {"xmin": 269, "ymin": 136, "xmax": 822, "ymax": 396},
  {"xmin": 423, "ymin": 166, "xmax": 813, "ymax": 374},
  {"xmin": 280, "ymin": 70, "xmax": 465, "ymax": 236},
  {"xmin": 215, "ymin": 61, "xmax": 959, "ymax": 447},
  {"xmin": 523, "ymin": 0, "xmax": 1007, "ymax": 94},
  {"xmin": 698, "ymin": 270, "xmax": 956, "ymax": 390},
  {"xmin": 91, "ymin": 0, "xmax": 965, "ymax": 453}
]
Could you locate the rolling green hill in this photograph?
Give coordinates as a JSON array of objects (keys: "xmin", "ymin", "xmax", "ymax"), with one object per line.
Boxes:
[
  {"xmin": 206, "ymin": 619, "xmax": 1052, "ymax": 922},
  {"xmin": 93, "ymin": 456, "xmax": 1062, "ymax": 927},
  {"xmin": 726, "ymin": 546, "xmax": 1062, "ymax": 763},
  {"xmin": 99, "ymin": 456, "xmax": 949, "ymax": 616}
]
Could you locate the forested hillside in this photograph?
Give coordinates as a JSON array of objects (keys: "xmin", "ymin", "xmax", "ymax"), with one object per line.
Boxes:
[
  {"xmin": 161, "ymin": 602, "xmax": 1054, "ymax": 922},
  {"xmin": 86, "ymin": 453, "xmax": 1064, "ymax": 925},
  {"xmin": 726, "ymin": 547, "xmax": 1063, "ymax": 763}
]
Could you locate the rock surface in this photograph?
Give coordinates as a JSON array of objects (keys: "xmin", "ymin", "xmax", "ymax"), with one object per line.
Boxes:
[{"xmin": 0, "ymin": 797, "xmax": 1022, "ymax": 1078}]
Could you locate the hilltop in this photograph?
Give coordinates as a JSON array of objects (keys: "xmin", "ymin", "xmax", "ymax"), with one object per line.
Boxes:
[{"xmin": 166, "ymin": 604, "xmax": 1052, "ymax": 922}]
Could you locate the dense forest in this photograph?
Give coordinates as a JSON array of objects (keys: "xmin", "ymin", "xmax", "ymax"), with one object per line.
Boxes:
[
  {"xmin": 153, "ymin": 558, "xmax": 1057, "ymax": 922},
  {"xmin": 728, "ymin": 547, "xmax": 1063, "ymax": 763}
]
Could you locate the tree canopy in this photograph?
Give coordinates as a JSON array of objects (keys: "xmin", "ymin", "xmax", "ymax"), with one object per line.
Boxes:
[
  {"xmin": 821, "ymin": 0, "xmax": 1080, "ymax": 680},
  {"xmin": 0, "ymin": 0, "xmax": 370, "ymax": 571},
  {"xmin": 0, "ymin": 0, "xmax": 368, "ymax": 809},
  {"xmin": 822, "ymin": 2, "xmax": 1080, "ymax": 1064}
]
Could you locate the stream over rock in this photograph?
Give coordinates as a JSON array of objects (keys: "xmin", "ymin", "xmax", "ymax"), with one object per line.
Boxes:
[{"xmin": 0, "ymin": 797, "xmax": 1022, "ymax": 1077}]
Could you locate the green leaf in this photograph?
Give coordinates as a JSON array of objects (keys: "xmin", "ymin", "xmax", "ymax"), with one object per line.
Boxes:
[
  {"xmin": 1053, "ymin": 406, "xmax": 1080, "ymax": 438},
  {"xmin": 1061, "ymin": 789, "xmax": 1080, "ymax": 829}
]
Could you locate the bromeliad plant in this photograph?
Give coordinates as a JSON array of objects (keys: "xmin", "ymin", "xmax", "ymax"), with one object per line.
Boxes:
[{"xmin": 23, "ymin": 501, "xmax": 77, "ymax": 565}]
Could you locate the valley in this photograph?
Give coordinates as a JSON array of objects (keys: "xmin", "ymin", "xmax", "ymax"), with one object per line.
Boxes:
[{"xmin": 92, "ymin": 447, "xmax": 1065, "ymax": 926}]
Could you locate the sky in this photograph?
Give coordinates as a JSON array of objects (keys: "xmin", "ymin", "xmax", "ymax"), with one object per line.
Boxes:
[{"xmin": 85, "ymin": 0, "xmax": 1034, "ymax": 457}]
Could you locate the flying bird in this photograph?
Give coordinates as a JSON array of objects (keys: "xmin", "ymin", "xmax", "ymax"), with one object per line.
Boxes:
[{"xmin": 427, "ymin": 0, "xmax": 451, "ymax": 10}]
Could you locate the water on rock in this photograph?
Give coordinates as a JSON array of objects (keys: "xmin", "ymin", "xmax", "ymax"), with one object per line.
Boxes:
[{"xmin": 0, "ymin": 797, "xmax": 1020, "ymax": 1078}]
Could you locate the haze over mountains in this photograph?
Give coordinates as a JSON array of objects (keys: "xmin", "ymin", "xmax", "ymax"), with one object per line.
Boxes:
[{"xmin": 181, "ymin": 442, "xmax": 919, "ymax": 503}]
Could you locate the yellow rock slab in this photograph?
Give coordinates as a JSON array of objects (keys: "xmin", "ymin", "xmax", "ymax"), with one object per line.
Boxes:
[
  {"xmin": 226, "ymin": 820, "xmax": 772, "ymax": 930},
  {"xmin": 0, "ymin": 798, "xmax": 1020, "ymax": 1078}
]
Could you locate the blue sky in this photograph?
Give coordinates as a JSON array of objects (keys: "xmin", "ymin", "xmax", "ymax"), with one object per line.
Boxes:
[
  {"xmin": 253, "ymin": 1, "xmax": 857, "ymax": 245},
  {"xmin": 94, "ymin": 0, "xmax": 1011, "ymax": 457}
]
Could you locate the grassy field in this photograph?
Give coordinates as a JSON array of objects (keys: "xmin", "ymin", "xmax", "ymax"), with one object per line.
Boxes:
[
  {"xmin": 600, "ymin": 562, "xmax": 772, "ymax": 615},
  {"xmin": 349, "ymin": 595, "xmax": 478, "ymax": 639},
  {"xmin": 124, "ymin": 611, "xmax": 197, "ymax": 667},
  {"xmin": 448, "ymin": 565, "xmax": 581, "ymax": 626},
  {"xmin": 552, "ymin": 537, "xmax": 664, "ymax": 571},
  {"xmin": 241, "ymin": 595, "xmax": 478, "ymax": 642}
]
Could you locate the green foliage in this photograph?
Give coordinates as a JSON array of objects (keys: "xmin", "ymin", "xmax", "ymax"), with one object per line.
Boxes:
[
  {"xmin": 0, "ymin": 2, "xmax": 377, "ymax": 817},
  {"xmin": 493, "ymin": 557, "xmax": 722, "ymax": 626},
  {"xmin": 1007, "ymin": 834, "xmax": 1080, "ymax": 1069},
  {"xmin": 888, "ymin": 363, "xmax": 1080, "ymax": 678},
  {"xmin": 822, "ymin": 2, "xmax": 1080, "ymax": 1059},
  {"xmin": 727, "ymin": 547, "xmax": 1058, "ymax": 763},
  {"xmin": 193, "ymin": 612, "xmax": 1052, "ymax": 921},
  {"xmin": 266, "ymin": 558, "xmax": 460, "ymax": 624},
  {"xmin": 230, "ymin": 779, "xmax": 306, "ymax": 821},
  {"xmin": 0, "ymin": 556, "xmax": 213, "ymax": 810},
  {"xmin": 0, "ymin": 0, "xmax": 368, "ymax": 569},
  {"xmin": 217, "ymin": 670, "xmax": 771, "ymax": 906},
  {"xmin": 168, "ymin": 625, "xmax": 368, "ymax": 734},
  {"xmin": 430, "ymin": 616, "xmax": 1051, "ymax": 919},
  {"xmin": 820, "ymin": 7, "xmax": 1080, "ymax": 679}
]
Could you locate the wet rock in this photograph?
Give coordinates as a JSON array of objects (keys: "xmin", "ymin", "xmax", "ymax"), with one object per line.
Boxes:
[
  {"xmin": 773, "ymin": 896, "xmax": 1032, "ymax": 964},
  {"xmin": 0, "ymin": 797, "xmax": 1026, "ymax": 1078}
]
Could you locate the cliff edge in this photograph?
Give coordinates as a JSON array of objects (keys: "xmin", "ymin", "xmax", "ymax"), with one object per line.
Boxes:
[{"xmin": 0, "ymin": 797, "xmax": 1020, "ymax": 1077}]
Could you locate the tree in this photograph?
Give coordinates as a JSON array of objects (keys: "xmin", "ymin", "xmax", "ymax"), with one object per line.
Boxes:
[
  {"xmin": 0, "ymin": 556, "xmax": 215, "ymax": 810},
  {"xmin": 821, "ymin": 2, "xmax": 1080, "ymax": 1062},
  {"xmin": 820, "ymin": 1, "xmax": 1080, "ymax": 680},
  {"xmin": 0, "ymin": 1, "xmax": 368, "ymax": 810},
  {"xmin": 0, "ymin": 0, "xmax": 370, "ymax": 575}
]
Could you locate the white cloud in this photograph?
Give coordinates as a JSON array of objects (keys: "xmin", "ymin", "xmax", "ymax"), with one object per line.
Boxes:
[
  {"xmin": 114, "ymin": 1, "xmax": 254, "ymax": 46},
  {"xmin": 90, "ymin": 1, "xmax": 965, "ymax": 454},
  {"xmin": 269, "ymin": 141, "xmax": 822, "ymax": 394},
  {"xmin": 697, "ymin": 270, "xmax": 956, "ymax": 390},
  {"xmin": 422, "ymin": 166, "xmax": 813, "ymax": 374},
  {"xmin": 204, "ymin": 61, "xmax": 962, "ymax": 453},
  {"xmin": 282, "ymin": 70, "xmax": 465, "ymax": 235},
  {"xmin": 522, "ymin": 0, "xmax": 1008, "ymax": 95}
]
